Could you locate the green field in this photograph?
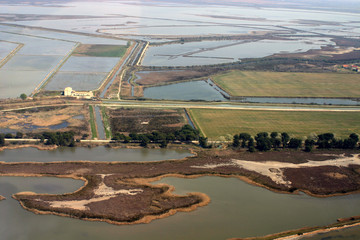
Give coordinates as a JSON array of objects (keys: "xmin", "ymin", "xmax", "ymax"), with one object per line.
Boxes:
[
  {"xmin": 212, "ymin": 70, "xmax": 360, "ymax": 98},
  {"xmin": 73, "ymin": 44, "xmax": 127, "ymax": 57},
  {"xmin": 89, "ymin": 105, "xmax": 98, "ymax": 139},
  {"xmin": 188, "ymin": 108, "xmax": 360, "ymax": 140}
]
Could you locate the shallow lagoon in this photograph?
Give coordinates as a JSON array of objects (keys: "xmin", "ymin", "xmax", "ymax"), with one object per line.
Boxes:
[
  {"xmin": 0, "ymin": 41, "xmax": 18, "ymax": 60},
  {"xmin": 0, "ymin": 70, "xmax": 48, "ymax": 98},
  {"xmin": 143, "ymin": 38, "xmax": 334, "ymax": 66},
  {"xmin": 59, "ymin": 56, "xmax": 118, "ymax": 73},
  {"xmin": 45, "ymin": 72, "xmax": 107, "ymax": 91},
  {"xmin": 0, "ymin": 146, "xmax": 192, "ymax": 163},
  {"xmin": 1, "ymin": 173, "xmax": 360, "ymax": 240},
  {"xmin": 2, "ymin": 55, "xmax": 62, "ymax": 71}
]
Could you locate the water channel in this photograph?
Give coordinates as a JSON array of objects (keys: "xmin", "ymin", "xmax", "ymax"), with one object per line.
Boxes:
[
  {"xmin": 0, "ymin": 148, "xmax": 359, "ymax": 239},
  {"xmin": 94, "ymin": 106, "xmax": 106, "ymax": 140}
]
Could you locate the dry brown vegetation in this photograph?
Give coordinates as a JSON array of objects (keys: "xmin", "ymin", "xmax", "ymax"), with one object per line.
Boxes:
[
  {"xmin": 0, "ymin": 105, "xmax": 90, "ymax": 138},
  {"xmin": 134, "ymin": 70, "xmax": 209, "ymax": 86},
  {"xmin": 108, "ymin": 107, "xmax": 187, "ymax": 134}
]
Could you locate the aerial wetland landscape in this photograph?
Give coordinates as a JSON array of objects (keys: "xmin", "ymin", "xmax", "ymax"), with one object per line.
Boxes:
[{"xmin": 1, "ymin": 0, "xmax": 360, "ymax": 239}]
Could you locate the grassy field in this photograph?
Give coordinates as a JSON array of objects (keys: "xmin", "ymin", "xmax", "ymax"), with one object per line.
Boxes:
[
  {"xmin": 89, "ymin": 105, "xmax": 98, "ymax": 139},
  {"xmin": 188, "ymin": 108, "xmax": 360, "ymax": 140},
  {"xmin": 73, "ymin": 44, "xmax": 127, "ymax": 57},
  {"xmin": 212, "ymin": 70, "xmax": 360, "ymax": 98}
]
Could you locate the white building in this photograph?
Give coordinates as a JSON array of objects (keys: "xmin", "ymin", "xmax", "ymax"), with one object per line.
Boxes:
[{"xmin": 64, "ymin": 87, "xmax": 94, "ymax": 99}]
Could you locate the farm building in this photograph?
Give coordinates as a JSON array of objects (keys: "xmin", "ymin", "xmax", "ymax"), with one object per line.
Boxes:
[{"xmin": 63, "ymin": 87, "xmax": 94, "ymax": 99}]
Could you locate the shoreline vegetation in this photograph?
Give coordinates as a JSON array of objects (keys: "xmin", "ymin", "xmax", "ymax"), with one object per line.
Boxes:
[{"xmin": 0, "ymin": 147, "xmax": 360, "ymax": 240}]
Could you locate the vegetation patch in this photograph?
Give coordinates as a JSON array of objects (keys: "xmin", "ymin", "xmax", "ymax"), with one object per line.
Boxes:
[
  {"xmin": 109, "ymin": 107, "xmax": 188, "ymax": 134},
  {"xmin": 73, "ymin": 44, "xmax": 128, "ymax": 58},
  {"xmin": 0, "ymin": 105, "xmax": 89, "ymax": 138},
  {"xmin": 134, "ymin": 70, "xmax": 210, "ymax": 87},
  {"xmin": 88, "ymin": 105, "xmax": 98, "ymax": 139},
  {"xmin": 188, "ymin": 108, "xmax": 360, "ymax": 140},
  {"xmin": 212, "ymin": 70, "xmax": 360, "ymax": 98},
  {"xmin": 101, "ymin": 106, "xmax": 112, "ymax": 139}
]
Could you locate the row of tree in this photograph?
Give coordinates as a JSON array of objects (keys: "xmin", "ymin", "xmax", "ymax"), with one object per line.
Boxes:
[
  {"xmin": 111, "ymin": 125, "xmax": 200, "ymax": 148},
  {"xmin": 41, "ymin": 132, "xmax": 76, "ymax": 147},
  {"xmin": 232, "ymin": 132, "xmax": 359, "ymax": 152},
  {"xmin": 0, "ymin": 131, "xmax": 76, "ymax": 147}
]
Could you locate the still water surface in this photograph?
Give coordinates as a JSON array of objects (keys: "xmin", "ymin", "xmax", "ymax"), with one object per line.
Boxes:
[
  {"xmin": 0, "ymin": 146, "xmax": 192, "ymax": 162},
  {"xmin": 0, "ymin": 174, "xmax": 360, "ymax": 240}
]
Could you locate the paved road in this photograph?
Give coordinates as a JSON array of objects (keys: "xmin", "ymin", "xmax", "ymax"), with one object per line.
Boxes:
[{"xmin": 102, "ymin": 100, "xmax": 360, "ymax": 112}]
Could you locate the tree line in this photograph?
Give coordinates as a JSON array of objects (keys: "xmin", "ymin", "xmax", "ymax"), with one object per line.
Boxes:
[
  {"xmin": 232, "ymin": 132, "xmax": 359, "ymax": 152},
  {"xmin": 111, "ymin": 125, "xmax": 200, "ymax": 148},
  {"xmin": 0, "ymin": 131, "xmax": 76, "ymax": 147}
]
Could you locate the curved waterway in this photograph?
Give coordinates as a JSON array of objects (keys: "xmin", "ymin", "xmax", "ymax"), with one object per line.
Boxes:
[
  {"xmin": 0, "ymin": 146, "xmax": 192, "ymax": 162},
  {"xmin": 1, "ymin": 175, "xmax": 360, "ymax": 239}
]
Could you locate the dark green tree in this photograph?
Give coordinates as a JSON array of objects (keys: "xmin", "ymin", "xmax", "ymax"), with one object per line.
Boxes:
[
  {"xmin": 304, "ymin": 139, "xmax": 315, "ymax": 152},
  {"xmin": 281, "ymin": 132, "xmax": 290, "ymax": 148},
  {"xmin": 4, "ymin": 133, "xmax": 13, "ymax": 139},
  {"xmin": 270, "ymin": 132, "xmax": 278, "ymax": 139},
  {"xmin": 159, "ymin": 140, "xmax": 168, "ymax": 148},
  {"xmin": 288, "ymin": 138, "xmax": 302, "ymax": 149},
  {"xmin": 20, "ymin": 93, "xmax": 27, "ymax": 100},
  {"xmin": 0, "ymin": 134, "xmax": 5, "ymax": 146},
  {"xmin": 239, "ymin": 133, "xmax": 251, "ymax": 148},
  {"xmin": 15, "ymin": 132, "xmax": 23, "ymax": 139},
  {"xmin": 317, "ymin": 133, "xmax": 335, "ymax": 149},
  {"xmin": 232, "ymin": 134, "xmax": 240, "ymax": 148},
  {"xmin": 199, "ymin": 136, "xmax": 209, "ymax": 148}
]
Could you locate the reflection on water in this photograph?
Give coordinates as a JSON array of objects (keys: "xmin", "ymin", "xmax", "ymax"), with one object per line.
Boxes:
[{"xmin": 0, "ymin": 146, "xmax": 192, "ymax": 162}]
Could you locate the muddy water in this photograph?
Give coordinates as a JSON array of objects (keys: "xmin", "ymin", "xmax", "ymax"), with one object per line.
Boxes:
[{"xmin": 1, "ymin": 174, "xmax": 360, "ymax": 240}]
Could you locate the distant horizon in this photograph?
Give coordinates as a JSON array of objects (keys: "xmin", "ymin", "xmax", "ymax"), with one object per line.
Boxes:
[{"xmin": 1, "ymin": 0, "xmax": 359, "ymax": 14}]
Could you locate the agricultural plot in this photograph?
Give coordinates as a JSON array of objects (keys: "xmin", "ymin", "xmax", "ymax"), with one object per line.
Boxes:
[
  {"xmin": 188, "ymin": 108, "xmax": 360, "ymax": 140},
  {"xmin": 108, "ymin": 108, "xmax": 187, "ymax": 134},
  {"xmin": 212, "ymin": 70, "xmax": 360, "ymax": 98},
  {"xmin": 73, "ymin": 44, "xmax": 127, "ymax": 57}
]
